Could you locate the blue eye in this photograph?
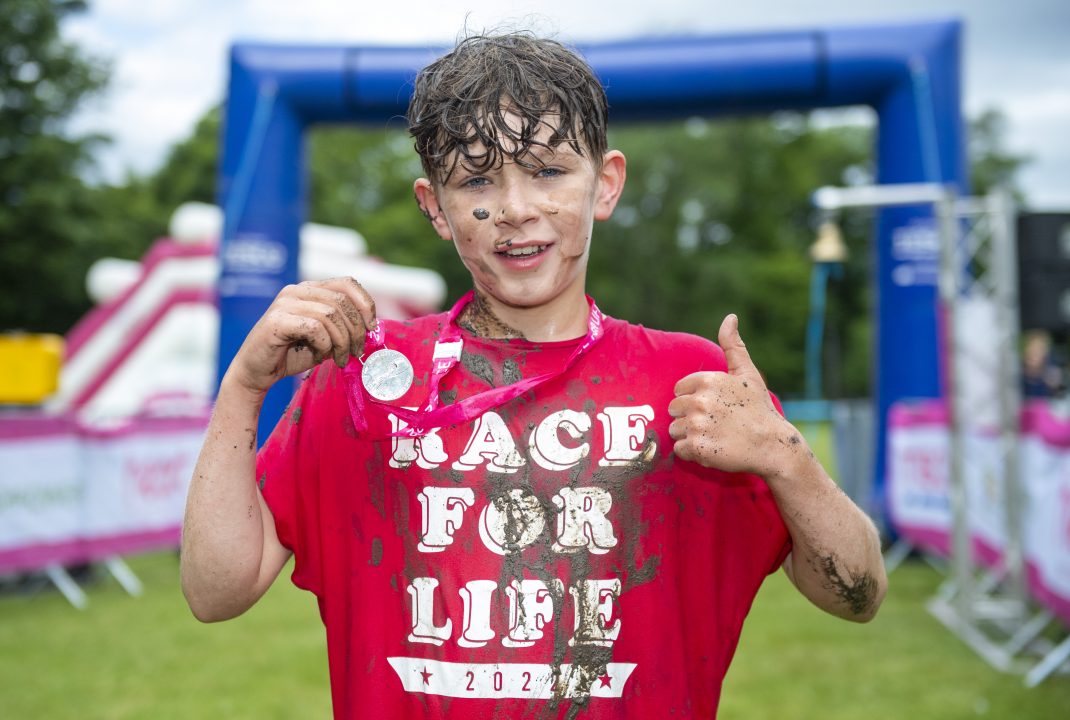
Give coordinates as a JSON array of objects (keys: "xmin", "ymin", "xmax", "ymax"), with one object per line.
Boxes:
[
  {"xmin": 461, "ymin": 176, "xmax": 488, "ymax": 188},
  {"xmin": 536, "ymin": 167, "xmax": 563, "ymax": 178}
]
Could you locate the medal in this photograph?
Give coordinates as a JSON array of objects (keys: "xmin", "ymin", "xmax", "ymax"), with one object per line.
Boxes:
[
  {"xmin": 361, "ymin": 349, "xmax": 414, "ymax": 401},
  {"xmin": 344, "ymin": 291, "xmax": 604, "ymax": 438}
]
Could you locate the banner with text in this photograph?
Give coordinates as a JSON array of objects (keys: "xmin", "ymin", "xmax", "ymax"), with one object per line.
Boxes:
[
  {"xmin": 0, "ymin": 412, "xmax": 205, "ymax": 573},
  {"xmin": 887, "ymin": 399, "xmax": 1070, "ymax": 623}
]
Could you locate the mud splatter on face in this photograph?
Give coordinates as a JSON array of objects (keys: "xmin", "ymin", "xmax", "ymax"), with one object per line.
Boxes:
[
  {"xmin": 469, "ymin": 257, "xmax": 497, "ymax": 278},
  {"xmin": 472, "ymin": 208, "xmax": 490, "ymax": 220}
]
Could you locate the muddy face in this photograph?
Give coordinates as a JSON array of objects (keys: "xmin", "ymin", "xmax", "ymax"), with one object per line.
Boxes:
[{"xmin": 412, "ymin": 111, "xmax": 625, "ymax": 326}]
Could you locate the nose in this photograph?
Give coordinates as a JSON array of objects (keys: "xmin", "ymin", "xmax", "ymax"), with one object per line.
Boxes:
[{"xmin": 494, "ymin": 179, "xmax": 539, "ymax": 228}]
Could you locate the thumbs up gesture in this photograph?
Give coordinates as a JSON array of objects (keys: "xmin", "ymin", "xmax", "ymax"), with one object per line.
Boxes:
[{"xmin": 668, "ymin": 314, "xmax": 797, "ymax": 477}]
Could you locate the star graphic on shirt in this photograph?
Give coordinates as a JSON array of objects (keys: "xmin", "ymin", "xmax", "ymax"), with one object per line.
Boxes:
[
  {"xmin": 598, "ymin": 673, "xmax": 613, "ymax": 688},
  {"xmin": 420, "ymin": 667, "xmax": 433, "ymax": 685}
]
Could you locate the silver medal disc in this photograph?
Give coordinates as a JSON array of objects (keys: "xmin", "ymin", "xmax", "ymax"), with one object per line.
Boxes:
[{"xmin": 361, "ymin": 349, "xmax": 414, "ymax": 401}]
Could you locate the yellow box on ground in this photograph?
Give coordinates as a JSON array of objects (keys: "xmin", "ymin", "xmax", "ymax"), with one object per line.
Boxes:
[{"xmin": 0, "ymin": 333, "xmax": 64, "ymax": 404}]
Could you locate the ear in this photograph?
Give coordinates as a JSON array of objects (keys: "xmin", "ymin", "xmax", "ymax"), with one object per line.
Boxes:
[
  {"xmin": 593, "ymin": 150, "xmax": 627, "ymax": 222},
  {"xmin": 413, "ymin": 178, "xmax": 454, "ymax": 242}
]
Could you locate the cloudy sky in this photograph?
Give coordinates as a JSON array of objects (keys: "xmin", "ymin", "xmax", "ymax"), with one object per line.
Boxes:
[{"xmin": 63, "ymin": 0, "xmax": 1069, "ymax": 208}]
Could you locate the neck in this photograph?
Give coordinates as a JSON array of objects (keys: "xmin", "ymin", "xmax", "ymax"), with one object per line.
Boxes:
[{"xmin": 457, "ymin": 289, "xmax": 590, "ymax": 342}]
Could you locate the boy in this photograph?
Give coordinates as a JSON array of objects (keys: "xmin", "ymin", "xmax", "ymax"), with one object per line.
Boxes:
[{"xmin": 182, "ymin": 31, "xmax": 887, "ymax": 719}]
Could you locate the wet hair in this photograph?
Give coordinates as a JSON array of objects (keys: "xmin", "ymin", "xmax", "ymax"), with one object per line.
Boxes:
[{"xmin": 407, "ymin": 31, "xmax": 609, "ymax": 183}]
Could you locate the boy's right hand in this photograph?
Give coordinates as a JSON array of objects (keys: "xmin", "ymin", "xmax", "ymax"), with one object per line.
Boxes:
[{"xmin": 226, "ymin": 277, "xmax": 377, "ymax": 396}]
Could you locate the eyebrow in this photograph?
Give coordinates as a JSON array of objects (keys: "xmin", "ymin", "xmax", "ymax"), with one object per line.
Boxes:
[
  {"xmin": 447, "ymin": 134, "xmax": 583, "ymax": 181},
  {"xmin": 456, "ymin": 148, "xmax": 555, "ymax": 174},
  {"xmin": 524, "ymin": 145, "xmax": 558, "ymax": 163}
]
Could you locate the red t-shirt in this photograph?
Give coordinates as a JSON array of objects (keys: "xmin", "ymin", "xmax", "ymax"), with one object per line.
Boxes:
[{"xmin": 257, "ymin": 312, "xmax": 791, "ymax": 719}]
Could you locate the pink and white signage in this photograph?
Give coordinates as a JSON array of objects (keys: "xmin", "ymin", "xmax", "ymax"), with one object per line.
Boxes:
[
  {"xmin": 0, "ymin": 414, "xmax": 83, "ymax": 571},
  {"xmin": 0, "ymin": 411, "xmax": 207, "ymax": 573},
  {"xmin": 80, "ymin": 415, "xmax": 206, "ymax": 559},
  {"xmin": 888, "ymin": 399, "xmax": 1070, "ymax": 623},
  {"xmin": 1020, "ymin": 406, "xmax": 1070, "ymax": 622},
  {"xmin": 887, "ymin": 402, "xmax": 952, "ymax": 556}
]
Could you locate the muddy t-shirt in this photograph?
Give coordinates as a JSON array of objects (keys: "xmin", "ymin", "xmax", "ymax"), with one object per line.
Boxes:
[{"xmin": 257, "ymin": 311, "xmax": 791, "ymax": 720}]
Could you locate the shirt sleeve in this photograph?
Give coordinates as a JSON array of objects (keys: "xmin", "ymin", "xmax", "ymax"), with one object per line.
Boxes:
[{"xmin": 255, "ymin": 366, "xmax": 329, "ymax": 597}]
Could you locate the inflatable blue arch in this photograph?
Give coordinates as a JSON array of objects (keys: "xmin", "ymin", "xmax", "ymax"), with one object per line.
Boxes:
[{"xmin": 217, "ymin": 18, "xmax": 965, "ymax": 519}]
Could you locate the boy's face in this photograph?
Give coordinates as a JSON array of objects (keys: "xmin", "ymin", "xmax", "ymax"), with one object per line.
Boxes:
[{"xmin": 413, "ymin": 113, "xmax": 626, "ymax": 317}]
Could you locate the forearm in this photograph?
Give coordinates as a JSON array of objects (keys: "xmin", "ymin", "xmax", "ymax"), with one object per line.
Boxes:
[
  {"xmin": 180, "ymin": 374, "xmax": 286, "ymax": 621},
  {"xmin": 667, "ymin": 318, "xmax": 887, "ymax": 621},
  {"xmin": 178, "ymin": 278, "xmax": 372, "ymax": 620},
  {"xmin": 763, "ymin": 430, "xmax": 887, "ymax": 622}
]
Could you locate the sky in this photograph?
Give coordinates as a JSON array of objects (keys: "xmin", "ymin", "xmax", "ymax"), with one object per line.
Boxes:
[{"xmin": 62, "ymin": 0, "xmax": 1070, "ymax": 208}]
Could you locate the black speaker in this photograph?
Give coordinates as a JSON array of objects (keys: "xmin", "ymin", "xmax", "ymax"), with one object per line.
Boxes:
[{"xmin": 1018, "ymin": 213, "xmax": 1070, "ymax": 331}]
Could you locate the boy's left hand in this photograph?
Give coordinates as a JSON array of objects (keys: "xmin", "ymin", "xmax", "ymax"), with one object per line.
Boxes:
[{"xmin": 667, "ymin": 314, "xmax": 795, "ymax": 477}]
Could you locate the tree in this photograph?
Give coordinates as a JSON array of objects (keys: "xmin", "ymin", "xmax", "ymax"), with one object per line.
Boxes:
[
  {"xmin": 80, "ymin": 103, "xmax": 1024, "ymax": 399},
  {"xmin": 308, "ymin": 124, "xmax": 471, "ymax": 300},
  {"xmin": 593, "ymin": 115, "xmax": 874, "ymax": 396},
  {"xmin": 87, "ymin": 105, "xmax": 222, "ymax": 264},
  {"xmin": 969, "ymin": 108, "xmax": 1030, "ymax": 201},
  {"xmin": 0, "ymin": 0, "xmax": 109, "ymax": 334}
]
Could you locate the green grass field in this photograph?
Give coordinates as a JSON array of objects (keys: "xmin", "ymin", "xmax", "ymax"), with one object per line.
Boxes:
[{"xmin": 1, "ymin": 552, "xmax": 1068, "ymax": 718}]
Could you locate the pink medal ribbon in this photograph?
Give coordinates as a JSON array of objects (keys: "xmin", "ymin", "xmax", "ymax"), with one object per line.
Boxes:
[{"xmin": 343, "ymin": 291, "xmax": 605, "ymax": 438}]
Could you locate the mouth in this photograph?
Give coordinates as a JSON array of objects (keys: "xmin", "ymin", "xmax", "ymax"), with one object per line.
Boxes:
[{"xmin": 496, "ymin": 243, "xmax": 549, "ymax": 258}]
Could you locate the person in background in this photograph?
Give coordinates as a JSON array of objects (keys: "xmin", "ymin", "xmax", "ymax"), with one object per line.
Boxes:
[{"xmin": 1022, "ymin": 330, "xmax": 1064, "ymax": 398}]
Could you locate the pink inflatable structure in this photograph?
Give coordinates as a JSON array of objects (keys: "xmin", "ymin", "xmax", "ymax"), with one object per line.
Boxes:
[{"xmin": 0, "ymin": 204, "xmax": 445, "ymax": 606}]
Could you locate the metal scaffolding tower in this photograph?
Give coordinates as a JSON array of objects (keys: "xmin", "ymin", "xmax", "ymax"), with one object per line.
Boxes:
[{"xmin": 815, "ymin": 184, "xmax": 1069, "ymax": 685}]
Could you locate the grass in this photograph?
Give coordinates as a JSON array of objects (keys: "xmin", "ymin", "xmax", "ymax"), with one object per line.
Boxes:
[
  {"xmin": 0, "ymin": 554, "xmax": 331, "ymax": 719},
  {"xmin": 1, "ymin": 553, "xmax": 1068, "ymax": 718},
  {"xmin": 722, "ymin": 566, "xmax": 1070, "ymax": 719}
]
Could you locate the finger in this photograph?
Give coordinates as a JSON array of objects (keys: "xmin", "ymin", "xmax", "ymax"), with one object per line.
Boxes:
[
  {"xmin": 673, "ymin": 371, "xmax": 709, "ymax": 397},
  {"xmin": 284, "ymin": 299, "xmax": 352, "ymax": 367},
  {"xmin": 673, "ymin": 438, "xmax": 695, "ymax": 463},
  {"xmin": 270, "ymin": 312, "xmax": 335, "ymax": 372},
  {"xmin": 718, "ymin": 314, "xmax": 764, "ymax": 387},
  {"xmin": 667, "ymin": 395, "xmax": 687, "ymax": 418},
  {"xmin": 322, "ymin": 277, "xmax": 377, "ymax": 337},
  {"xmin": 667, "ymin": 418, "xmax": 682, "ymax": 440},
  {"xmin": 293, "ymin": 285, "xmax": 363, "ymax": 356}
]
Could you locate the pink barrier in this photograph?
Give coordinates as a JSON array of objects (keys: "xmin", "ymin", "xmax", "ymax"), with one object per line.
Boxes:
[
  {"xmin": 887, "ymin": 402, "xmax": 952, "ymax": 558},
  {"xmin": 0, "ymin": 411, "xmax": 83, "ymax": 571},
  {"xmin": 1020, "ymin": 401, "xmax": 1070, "ymax": 448},
  {"xmin": 0, "ymin": 539, "xmax": 88, "ymax": 574},
  {"xmin": 888, "ymin": 399, "xmax": 1070, "ymax": 624},
  {"xmin": 1028, "ymin": 564, "xmax": 1070, "ymax": 626},
  {"xmin": 0, "ymin": 409, "xmax": 208, "ymax": 573}
]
